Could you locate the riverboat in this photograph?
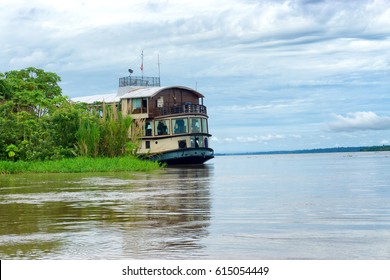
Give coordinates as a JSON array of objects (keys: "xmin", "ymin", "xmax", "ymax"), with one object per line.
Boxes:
[{"xmin": 72, "ymin": 74, "xmax": 214, "ymax": 164}]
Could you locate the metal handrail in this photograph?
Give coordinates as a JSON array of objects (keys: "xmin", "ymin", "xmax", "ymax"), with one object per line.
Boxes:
[{"xmin": 119, "ymin": 76, "xmax": 160, "ymax": 87}]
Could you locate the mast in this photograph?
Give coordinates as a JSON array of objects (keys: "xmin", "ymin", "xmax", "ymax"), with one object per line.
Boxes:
[{"xmin": 140, "ymin": 50, "xmax": 144, "ymax": 80}]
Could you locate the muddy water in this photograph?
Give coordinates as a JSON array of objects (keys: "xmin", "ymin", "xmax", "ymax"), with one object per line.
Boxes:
[
  {"xmin": 0, "ymin": 167, "xmax": 212, "ymax": 259},
  {"xmin": 1, "ymin": 153, "xmax": 390, "ymax": 259}
]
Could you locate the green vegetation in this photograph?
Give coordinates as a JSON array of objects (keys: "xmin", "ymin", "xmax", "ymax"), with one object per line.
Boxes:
[
  {"xmin": 0, "ymin": 67, "xmax": 158, "ymax": 173},
  {"xmin": 360, "ymin": 145, "xmax": 390, "ymax": 152},
  {"xmin": 75, "ymin": 103, "xmax": 134, "ymax": 158},
  {"xmin": 0, "ymin": 157, "xmax": 160, "ymax": 174}
]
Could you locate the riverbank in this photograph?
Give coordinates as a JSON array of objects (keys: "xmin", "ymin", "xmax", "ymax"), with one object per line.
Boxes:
[{"xmin": 0, "ymin": 156, "xmax": 162, "ymax": 174}]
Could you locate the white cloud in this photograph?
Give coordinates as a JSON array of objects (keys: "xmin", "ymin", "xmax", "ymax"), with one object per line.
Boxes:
[
  {"xmin": 328, "ymin": 112, "xmax": 390, "ymax": 132},
  {"xmin": 9, "ymin": 50, "xmax": 48, "ymax": 69},
  {"xmin": 2, "ymin": 0, "xmax": 390, "ymax": 80}
]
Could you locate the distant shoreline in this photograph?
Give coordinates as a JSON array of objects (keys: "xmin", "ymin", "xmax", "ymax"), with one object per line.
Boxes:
[{"xmin": 215, "ymin": 145, "xmax": 390, "ymax": 156}]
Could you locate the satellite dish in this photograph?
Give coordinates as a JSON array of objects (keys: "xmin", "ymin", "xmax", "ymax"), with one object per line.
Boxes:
[{"xmin": 128, "ymin": 69, "xmax": 133, "ymax": 74}]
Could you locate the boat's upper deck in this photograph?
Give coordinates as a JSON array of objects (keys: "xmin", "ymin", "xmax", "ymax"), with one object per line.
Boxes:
[{"xmin": 118, "ymin": 77, "xmax": 207, "ymax": 119}]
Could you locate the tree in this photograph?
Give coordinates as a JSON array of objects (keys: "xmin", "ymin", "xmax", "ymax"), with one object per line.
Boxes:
[
  {"xmin": 2, "ymin": 67, "xmax": 64, "ymax": 118},
  {"xmin": 0, "ymin": 73, "xmax": 10, "ymax": 102},
  {"xmin": 0, "ymin": 68, "xmax": 70, "ymax": 160}
]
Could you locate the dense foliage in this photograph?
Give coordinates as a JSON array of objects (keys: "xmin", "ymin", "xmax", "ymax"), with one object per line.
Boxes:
[{"xmin": 0, "ymin": 67, "xmax": 136, "ymax": 162}]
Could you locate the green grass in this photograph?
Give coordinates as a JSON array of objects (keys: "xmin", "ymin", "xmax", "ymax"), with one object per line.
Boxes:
[{"xmin": 0, "ymin": 156, "xmax": 162, "ymax": 174}]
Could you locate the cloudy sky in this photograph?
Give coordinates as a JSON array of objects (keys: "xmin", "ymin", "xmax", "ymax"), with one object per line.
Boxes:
[{"xmin": 1, "ymin": 0, "xmax": 390, "ymax": 153}]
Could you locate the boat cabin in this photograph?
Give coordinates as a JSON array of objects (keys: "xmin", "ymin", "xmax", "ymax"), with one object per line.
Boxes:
[{"xmin": 119, "ymin": 86, "xmax": 206, "ymax": 119}]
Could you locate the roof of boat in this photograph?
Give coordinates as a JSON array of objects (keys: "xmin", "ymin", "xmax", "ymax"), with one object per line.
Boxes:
[
  {"xmin": 71, "ymin": 86, "xmax": 204, "ymax": 104},
  {"xmin": 119, "ymin": 86, "xmax": 204, "ymax": 99},
  {"xmin": 71, "ymin": 93, "xmax": 119, "ymax": 104}
]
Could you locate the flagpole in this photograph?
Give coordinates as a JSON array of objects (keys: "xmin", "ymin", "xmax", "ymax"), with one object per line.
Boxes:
[{"xmin": 141, "ymin": 50, "xmax": 144, "ymax": 81}]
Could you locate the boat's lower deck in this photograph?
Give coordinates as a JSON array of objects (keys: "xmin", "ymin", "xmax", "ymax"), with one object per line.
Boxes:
[{"xmin": 136, "ymin": 115, "xmax": 213, "ymax": 164}]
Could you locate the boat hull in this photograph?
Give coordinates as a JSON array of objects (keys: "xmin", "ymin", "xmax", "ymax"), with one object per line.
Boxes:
[{"xmin": 147, "ymin": 148, "xmax": 214, "ymax": 164}]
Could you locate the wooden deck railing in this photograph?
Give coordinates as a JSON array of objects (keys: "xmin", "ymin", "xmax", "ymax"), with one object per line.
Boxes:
[{"xmin": 151, "ymin": 103, "xmax": 207, "ymax": 117}]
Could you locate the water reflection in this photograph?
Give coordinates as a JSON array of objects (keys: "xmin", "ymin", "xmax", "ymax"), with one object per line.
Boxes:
[
  {"xmin": 0, "ymin": 165, "xmax": 213, "ymax": 259},
  {"xmin": 3, "ymin": 153, "xmax": 390, "ymax": 259}
]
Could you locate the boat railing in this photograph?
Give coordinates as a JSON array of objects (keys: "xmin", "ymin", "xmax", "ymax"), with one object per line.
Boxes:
[
  {"xmin": 119, "ymin": 76, "xmax": 160, "ymax": 87},
  {"xmin": 151, "ymin": 103, "xmax": 207, "ymax": 117}
]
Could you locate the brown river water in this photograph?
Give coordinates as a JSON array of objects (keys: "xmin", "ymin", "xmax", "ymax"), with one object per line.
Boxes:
[{"xmin": 1, "ymin": 152, "xmax": 390, "ymax": 259}]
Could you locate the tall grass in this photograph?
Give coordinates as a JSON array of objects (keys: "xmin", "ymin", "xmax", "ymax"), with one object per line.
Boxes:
[
  {"xmin": 75, "ymin": 103, "xmax": 133, "ymax": 157},
  {"xmin": 100, "ymin": 103, "xmax": 133, "ymax": 157},
  {"xmin": 76, "ymin": 116, "xmax": 100, "ymax": 157},
  {"xmin": 0, "ymin": 156, "xmax": 161, "ymax": 174}
]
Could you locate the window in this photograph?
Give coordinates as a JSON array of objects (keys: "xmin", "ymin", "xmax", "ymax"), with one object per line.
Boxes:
[
  {"xmin": 155, "ymin": 119, "xmax": 170, "ymax": 135},
  {"xmin": 132, "ymin": 98, "xmax": 141, "ymax": 113},
  {"xmin": 157, "ymin": 96, "xmax": 164, "ymax": 108},
  {"xmin": 201, "ymin": 118, "xmax": 208, "ymax": 133},
  {"xmin": 144, "ymin": 120, "xmax": 152, "ymax": 136},
  {"xmin": 142, "ymin": 98, "xmax": 147, "ymax": 113},
  {"xmin": 190, "ymin": 118, "xmax": 201, "ymax": 133},
  {"xmin": 190, "ymin": 136, "xmax": 203, "ymax": 148},
  {"xmin": 172, "ymin": 118, "xmax": 188, "ymax": 134}
]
